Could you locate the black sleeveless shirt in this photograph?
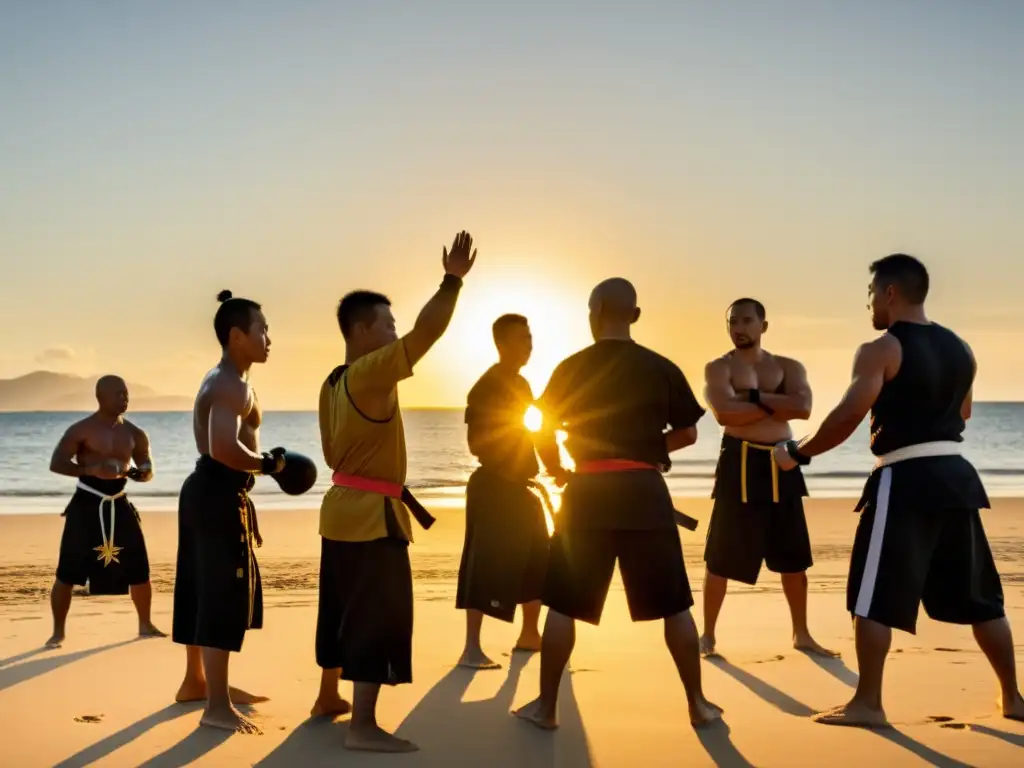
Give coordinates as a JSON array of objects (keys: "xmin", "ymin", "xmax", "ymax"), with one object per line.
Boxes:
[{"xmin": 869, "ymin": 322, "xmax": 973, "ymax": 457}]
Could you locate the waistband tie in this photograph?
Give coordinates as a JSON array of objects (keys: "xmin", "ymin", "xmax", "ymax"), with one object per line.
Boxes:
[
  {"xmin": 875, "ymin": 441, "xmax": 961, "ymax": 468},
  {"xmin": 76, "ymin": 481, "xmax": 125, "ymax": 567},
  {"xmin": 331, "ymin": 471, "xmax": 436, "ymax": 530},
  {"xmin": 739, "ymin": 441, "xmax": 779, "ymax": 504}
]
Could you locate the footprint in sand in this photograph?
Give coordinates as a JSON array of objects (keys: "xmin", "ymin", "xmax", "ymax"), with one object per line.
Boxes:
[
  {"xmin": 74, "ymin": 715, "xmax": 104, "ymax": 724},
  {"xmin": 940, "ymin": 722, "xmax": 967, "ymax": 729},
  {"xmin": 570, "ymin": 668, "xmax": 597, "ymax": 674},
  {"xmin": 753, "ymin": 655, "xmax": 786, "ymax": 664},
  {"xmin": 926, "ymin": 715, "xmax": 955, "ymax": 723}
]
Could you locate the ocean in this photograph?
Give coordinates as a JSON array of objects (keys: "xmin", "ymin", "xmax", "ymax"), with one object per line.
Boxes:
[{"xmin": 2, "ymin": 404, "xmax": 1024, "ymax": 515}]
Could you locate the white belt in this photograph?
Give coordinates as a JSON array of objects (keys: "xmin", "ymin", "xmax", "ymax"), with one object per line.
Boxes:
[
  {"xmin": 875, "ymin": 441, "xmax": 961, "ymax": 469},
  {"xmin": 76, "ymin": 481, "xmax": 126, "ymax": 567}
]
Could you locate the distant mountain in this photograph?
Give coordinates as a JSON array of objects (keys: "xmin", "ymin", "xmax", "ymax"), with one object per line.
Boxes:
[{"xmin": 0, "ymin": 371, "xmax": 193, "ymax": 412}]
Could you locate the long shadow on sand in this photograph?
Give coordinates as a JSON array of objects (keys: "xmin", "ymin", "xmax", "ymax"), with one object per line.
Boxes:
[
  {"xmin": 256, "ymin": 652, "xmax": 593, "ymax": 767},
  {"xmin": 0, "ymin": 639, "xmax": 137, "ymax": 693},
  {"xmin": 706, "ymin": 656, "xmax": 974, "ymax": 768},
  {"xmin": 966, "ymin": 723, "xmax": 1024, "ymax": 747},
  {"xmin": 135, "ymin": 725, "xmax": 233, "ymax": 767},
  {"xmin": 796, "ymin": 650, "xmax": 859, "ymax": 688},
  {"xmin": 695, "ymin": 720, "xmax": 757, "ymax": 768},
  {"xmin": 53, "ymin": 704, "xmax": 200, "ymax": 768}
]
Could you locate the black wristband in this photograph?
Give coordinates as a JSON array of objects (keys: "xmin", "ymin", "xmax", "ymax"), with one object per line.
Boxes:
[
  {"xmin": 785, "ymin": 440, "xmax": 811, "ymax": 466},
  {"xmin": 440, "ymin": 273, "xmax": 463, "ymax": 292},
  {"xmin": 747, "ymin": 388, "xmax": 775, "ymax": 415}
]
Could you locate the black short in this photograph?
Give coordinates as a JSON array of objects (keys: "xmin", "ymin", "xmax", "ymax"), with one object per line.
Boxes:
[
  {"xmin": 704, "ymin": 435, "xmax": 812, "ymax": 584},
  {"xmin": 56, "ymin": 489, "xmax": 150, "ymax": 595},
  {"xmin": 455, "ymin": 469, "xmax": 550, "ymax": 622},
  {"xmin": 542, "ymin": 527, "xmax": 693, "ymax": 625},
  {"xmin": 848, "ymin": 459, "xmax": 1005, "ymax": 634},
  {"xmin": 316, "ymin": 536, "xmax": 413, "ymax": 685},
  {"xmin": 172, "ymin": 457, "xmax": 262, "ymax": 654}
]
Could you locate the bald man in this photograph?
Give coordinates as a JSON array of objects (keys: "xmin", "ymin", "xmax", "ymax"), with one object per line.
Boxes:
[
  {"xmin": 46, "ymin": 375, "xmax": 164, "ymax": 648},
  {"xmin": 514, "ymin": 279, "xmax": 721, "ymax": 730}
]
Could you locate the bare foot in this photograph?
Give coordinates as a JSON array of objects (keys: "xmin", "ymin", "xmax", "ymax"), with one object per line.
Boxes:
[
  {"xmin": 690, "ymin": 697, "xmax": 725, "ymax": 728},
  {"xmin": 311, "ymin": 693, "xmax": 352, "ymax": 719},
  {"xmin": 1000, "ymin": 692, "xmax": 1024, "ymax": 721},
  {"xmin": 344, "ymin": 724, "xmax": 418, "ymax": 753},
  {"xmin": 512, "ymin": 697, "xmax": 558, "ymax": 730},
  {"xmin": 175, "ymin": 678, "xmax": 270, "ymax": 705},
  {"xmin": 45, "ymin": 633, "xmax": 64, "ymax": 649},
  {"xmin": 457, "ymin": 648, "xmax": 502, "ymax": 670},
  {"xmin": 230, "ymin": 687, "xmax": 270, "ymax": 705},
  {"xmin": 812, "ymin": 701, "xmax": 889, "ymax": 728},
  {"xmin": 513, "ymin": 633, "xmax": 543, "ymax": 653},
  {"xmin": 138, "ymin": 622, "xmax": 167, "ymax": 639},
  {"xmin": 200, "ymin": 705, "xmax": 262, "ymax": 734},
  {"xmin": 794, "ymin": 633, "xmax": 840, "ymax": 658},
  {"xmin": 699, "ymin": 634, "xmax": 718, "ymax": 658}
]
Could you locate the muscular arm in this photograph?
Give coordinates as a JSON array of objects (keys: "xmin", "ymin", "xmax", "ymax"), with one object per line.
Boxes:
[
  {"xmin": 758, "ymin": 358, "xmax": 812, "ymax": 420},
  {"xmin": 403, "ymin": 276, "xmax": 463, "ymax": 367},
  {"xmin": 208, "ymin": 381, "xmax": 265, "ymax": 472},
  {"xmin": 49, "ymin": 423, "xmax": 93, "ymax": 478},
  {"xmin": 129, "ymin": 425, "xmax": 154, "ymax": 482},
  {"xmin": 797, "ymin": 337, "xmax": 895, "ymax": 458},
  {"xmin": 703, "ymin": 359, "xmax": 767, "ymax": 427}
]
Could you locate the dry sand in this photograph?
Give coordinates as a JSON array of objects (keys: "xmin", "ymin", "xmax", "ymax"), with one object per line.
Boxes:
[{"xmin": 1, "ymin": 497, "xmax": 1022, "ymax": 766}]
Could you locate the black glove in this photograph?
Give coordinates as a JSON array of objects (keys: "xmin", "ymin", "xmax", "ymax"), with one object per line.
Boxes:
[{"xmin": 260, "ymin": 447, "xmax": 287, "ymax": 475}]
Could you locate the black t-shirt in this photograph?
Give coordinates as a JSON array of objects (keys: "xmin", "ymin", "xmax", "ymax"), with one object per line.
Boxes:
[
  {"xmin": 464, "ymin": 365, "xmax": 540, "ymax": 481},
  {"xmin": 538, "ymin": 339, "xmax": 705, "ymax": 529}
]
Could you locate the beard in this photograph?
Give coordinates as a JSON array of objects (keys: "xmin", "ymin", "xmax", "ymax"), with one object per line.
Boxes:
[{"xmin": 733, "ymin": 338, "xmax": 755, "ymax": 349}]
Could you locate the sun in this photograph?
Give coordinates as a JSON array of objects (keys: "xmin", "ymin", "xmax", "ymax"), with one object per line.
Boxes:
[
  {"xmin": 445, "ymin": 267, "xmax": 591, "ymax": 397},
  {"xmin": 524, "ymin": 404, "xmax": 543, "ymax": 432}
]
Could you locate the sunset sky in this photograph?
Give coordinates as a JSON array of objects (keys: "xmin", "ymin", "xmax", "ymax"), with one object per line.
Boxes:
[{"xmin": 2, "ymin": 3, "xmax": 1022, "ymax": 411}]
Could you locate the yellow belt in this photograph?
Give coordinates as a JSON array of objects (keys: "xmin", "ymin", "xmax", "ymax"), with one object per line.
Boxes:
[{"xmin": 739, "ymin": 441, "xmax": 779, "ymax": 504}]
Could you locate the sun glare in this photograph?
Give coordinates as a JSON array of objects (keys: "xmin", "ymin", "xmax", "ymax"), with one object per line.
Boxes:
[
  {"xmin": 523, "ymin": 405, "xmax": 543, "ymax": 432},
  {"xmin": 448, "ymin": 269, "xmax": 590, "ymax": 395}
]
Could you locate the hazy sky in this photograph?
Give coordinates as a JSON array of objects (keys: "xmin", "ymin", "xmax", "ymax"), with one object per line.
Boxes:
[{"xmin": 2, "ymin": 2, "xmax": 1022, "ymax": 410}]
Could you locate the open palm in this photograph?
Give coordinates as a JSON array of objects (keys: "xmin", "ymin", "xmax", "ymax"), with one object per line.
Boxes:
[{"xmin": 443, "ymin": 231, "xmax": 477, "ymax": 278}]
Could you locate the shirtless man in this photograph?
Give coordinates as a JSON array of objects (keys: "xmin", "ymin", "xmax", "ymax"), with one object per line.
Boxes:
[
  {"xmin": 700, "ymin": 299, "xmax": 835, "ymax": 658},
  {"xmin": 46, "ymin": 375, "xmax": 164, "ymax": 647},
  {"xmin": 773, "ymin": 254, "xmax": 1024, "ymax": 726},
  {"xmin": 171, "ymin": 290, "xmax": 289, "ymax": 734}
]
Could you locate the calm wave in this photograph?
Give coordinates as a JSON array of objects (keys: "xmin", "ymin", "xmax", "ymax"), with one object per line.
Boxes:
[{"xmin": 2, "ymin": 404, "xmax": 1024, "ymax": 514}]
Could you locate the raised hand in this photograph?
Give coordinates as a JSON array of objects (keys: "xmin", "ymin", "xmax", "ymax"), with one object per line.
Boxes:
[{"xmin": 442, "ymin": 231, "xmax": 477, "ymax": 278}]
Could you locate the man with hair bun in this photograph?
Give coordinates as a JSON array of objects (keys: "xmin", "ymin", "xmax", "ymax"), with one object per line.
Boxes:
[{"xmin": 171, "ymin": 289, "xmax": 291, "ymax": 734}]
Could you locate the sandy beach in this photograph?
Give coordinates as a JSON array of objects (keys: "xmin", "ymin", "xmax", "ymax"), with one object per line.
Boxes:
[{"xmin": 1, "ymin": 497, "xmax": 1022, "ymax": 767}]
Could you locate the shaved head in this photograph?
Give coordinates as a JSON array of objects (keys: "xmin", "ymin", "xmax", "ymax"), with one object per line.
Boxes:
[
  {"xmin": 588, "ymin": 278, "xmax": 640, "ymax": 339},
  {"xmin": 590, "ymin": 278, "xmax": 637, "ymax": 319},
  {"xmin": 95, "ymin": 375, "xmax": 129, "ymax": 416}
]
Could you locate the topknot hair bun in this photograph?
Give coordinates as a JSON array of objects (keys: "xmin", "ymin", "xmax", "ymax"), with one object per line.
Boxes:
[{"xmin": 217, "ymin": 290, "xmax": 233, "ymax": 303}]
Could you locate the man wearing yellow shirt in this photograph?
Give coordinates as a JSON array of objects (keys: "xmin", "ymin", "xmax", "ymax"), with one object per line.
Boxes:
[{"xmin": 312, "ymin": 230, "xmax": 478, "ymax": 754}]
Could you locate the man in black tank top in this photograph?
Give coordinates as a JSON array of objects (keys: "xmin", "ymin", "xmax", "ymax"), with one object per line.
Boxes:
[{"xmin": 771, "ymin": 254, "xmax": 1023, "ymax": 727}]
